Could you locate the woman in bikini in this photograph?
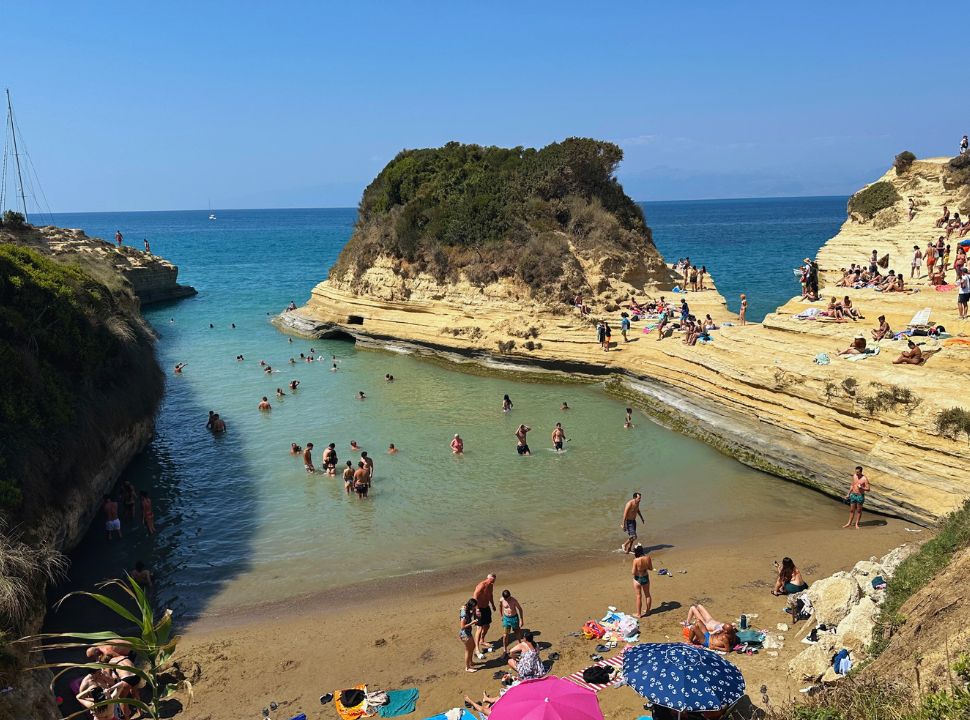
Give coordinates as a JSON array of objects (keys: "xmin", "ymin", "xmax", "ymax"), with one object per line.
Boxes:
[
  {"xmin": 772, "ymin": 557, "xmax": 809, "ymax": 595},
  {"xmin": 684, "ymin": 605, "xmax": 737, "ymax": 651},
  {"xmin": 502, "ymin": 394, "xmax": 513, "ymax": 413},
  {"xmin": 631, "ymin": 546, "xmax": 654, "ymax": 617},
  {"xmin": 139, "ymin": 491, "xmax": 155, "ymax": 535},
  {"xmin": 459, "ymin": 598, "xmax": 479, "ymax": 673}
]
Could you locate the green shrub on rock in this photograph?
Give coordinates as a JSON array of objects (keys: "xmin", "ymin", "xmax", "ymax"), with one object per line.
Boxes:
[
  {"xmin": 893, "ymin": 150, "xmax": 916, "ymax": 174},
  {"xmin": 848, "ymin": 181, "xmax": 901, "ymax": 220}
]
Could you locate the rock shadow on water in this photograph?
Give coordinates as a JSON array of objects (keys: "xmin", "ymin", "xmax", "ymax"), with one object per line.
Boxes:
[{"xmin": 42, "ymin": 381, "xmax": 260, "ymax": 715}]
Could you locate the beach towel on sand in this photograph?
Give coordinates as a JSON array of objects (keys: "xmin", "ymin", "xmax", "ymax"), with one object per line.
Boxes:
[
  {"xmin": 423, "ymin": 710, "xmax": 474, "ymax": 720},
  {"xmin": 377, "ymin": 689, "xmax": 420, "ymax": 717},
  {"xmin": 564, "ymin": 651, "xmax": 626, "ymax": 692},
  {"xmin": 335, "ymin": 685, "xmax": 368, "ymax": 720},
  {"xmin": 844, "ymin": 347, "xmax": 880, "ymax": 361}
]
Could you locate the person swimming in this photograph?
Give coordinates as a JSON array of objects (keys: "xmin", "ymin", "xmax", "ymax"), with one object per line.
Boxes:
[
  {"xmin": 358, "ymin": 391, "xmax": 366, "ymax": 400},
  {"xmin": 289, "ymin": 380, "xmax": 300, "ymax": 391},
  {"xmin": 276, "ymin": 388, "xmax": 286, "ymax": 398},
  {"xmin": 551, "ymin": 423, "xmax": 566, "ymax": 452},
  {"xmin": 560, "ymin": 402, "xmax": 570, "ymax": 411},
  {"xmin": 290, "ymin": 443, "xmax": 302, "ymax": 455},
  {"xmin": 258, "ymin": 396, "xmax": 272, "ymax": 411},
  {"xmin": 388, "ymin": 443, "xmax": 398, "ymax": 454},
  {"xmin": 350, "ymin": 440, "xmax": 362, "ymax": 451},
  {"xmin": 503, "ymin": 394, "xmax": 513, "ymax": 413},
  {"xmin": 174, "ymin": 363, "xmax": 186, "ymax": 374}
]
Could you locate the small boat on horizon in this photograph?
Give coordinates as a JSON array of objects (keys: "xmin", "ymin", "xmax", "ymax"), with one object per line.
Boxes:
[{"xmin": 208, "ymin": 199, "xmax": 216, "ymax": 220}]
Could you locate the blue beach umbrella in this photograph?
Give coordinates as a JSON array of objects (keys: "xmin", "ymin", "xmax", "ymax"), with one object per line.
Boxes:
[{"xmin": 622, "ymin": 642, "xmax": 745, "ymax": 713}]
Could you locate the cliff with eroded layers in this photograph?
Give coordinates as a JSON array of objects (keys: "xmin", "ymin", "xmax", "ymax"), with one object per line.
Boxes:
[{"xmin": 280, "ymin": 146, "xmax": 970, "ymax": 525}]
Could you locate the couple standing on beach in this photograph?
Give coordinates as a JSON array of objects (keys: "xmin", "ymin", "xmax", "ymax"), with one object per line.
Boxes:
[{"xmin": 459, "ymin": 574, "xmax": 529, "ymax": 673}]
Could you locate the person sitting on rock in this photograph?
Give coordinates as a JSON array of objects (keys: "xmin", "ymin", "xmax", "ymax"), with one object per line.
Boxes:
[
  {"xmin": 936, "ymin": 205, "xmax": 950, "ymax": 228},
  {"xmin": 893, "ymin": 340, "xmax": 923, "ymax": 365},
  {"xmin": 837, "ymin": 334, "xmax": 867, "ymax": 355},
  {"xmin": 772, "ymin": 557, "xmax": 809, "ymax": 595},
  {"xmin": 871, "ymin": 315, "xmax": 891, "ymax": 341}
]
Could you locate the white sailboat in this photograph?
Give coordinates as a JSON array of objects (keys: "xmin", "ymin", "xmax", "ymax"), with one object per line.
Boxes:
[{"xmin": 208, "ymin": 199, "xmax": 216, "ymax": 221}]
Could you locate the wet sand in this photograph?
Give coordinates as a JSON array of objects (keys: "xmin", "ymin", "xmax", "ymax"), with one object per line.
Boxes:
[{"xmin": 177, "ymin": 504, "xmax": 915, "ymax": 719}]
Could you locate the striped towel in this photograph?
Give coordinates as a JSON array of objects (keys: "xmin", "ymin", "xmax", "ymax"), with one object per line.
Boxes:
[{"xmin": 562, "ymin": 652, "xmax": 626, "ymax": 692}]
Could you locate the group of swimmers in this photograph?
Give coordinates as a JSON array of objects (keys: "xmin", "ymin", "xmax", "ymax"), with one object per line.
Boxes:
[
  {"xmin": 292, "ymin": 441, "xmax": 378, "ymax": 497},
  {"xmin": 102, "ymin": 480, "xmax": 155, "ymax": 540}
]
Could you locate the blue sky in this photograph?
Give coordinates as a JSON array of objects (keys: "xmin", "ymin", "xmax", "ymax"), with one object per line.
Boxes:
[{"xmin": 2, "ymin": 1, "xmax": 968, "ymax": 212}]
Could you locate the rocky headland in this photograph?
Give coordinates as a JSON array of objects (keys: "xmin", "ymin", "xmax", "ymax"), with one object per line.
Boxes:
[
  {"xmin": 278, "ymin": 144, "xmax": 970, "ymax": 525},
  {"xmin": 0, "ymin": 222, "xmax": 187, "ymax": 718}
]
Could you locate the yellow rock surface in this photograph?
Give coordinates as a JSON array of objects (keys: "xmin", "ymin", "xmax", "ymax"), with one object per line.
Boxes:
[{"xmin": 280, "ymin": 158, "xmax": 970, "ymax": 523}]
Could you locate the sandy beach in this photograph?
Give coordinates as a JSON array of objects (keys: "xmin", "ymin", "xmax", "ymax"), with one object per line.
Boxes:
[{"xmin": 178, "ymin": 504, "xmax": 914, "ymax": 719}]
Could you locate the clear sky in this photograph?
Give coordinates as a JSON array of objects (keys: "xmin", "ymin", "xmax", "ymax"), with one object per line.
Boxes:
[{"xmin": 2, "ymin": 1, "xmax": 968, "ymax": 212}]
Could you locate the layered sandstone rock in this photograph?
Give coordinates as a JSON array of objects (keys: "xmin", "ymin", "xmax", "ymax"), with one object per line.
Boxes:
[{"xmin": 279, "ymin": 157, "xmax": 970, "ymax": 523}]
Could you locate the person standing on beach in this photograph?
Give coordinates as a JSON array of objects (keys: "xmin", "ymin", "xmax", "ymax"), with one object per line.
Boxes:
[
  {"xmin": 621, "ymin": 492, "xmax": 645, "ymax": 553},
  {"xmin": 843, "ymin": 466, "xmax": 871, "ymax": 529},
  {"xmin": 473, "ymin": 574, "xmax": 497, "ymax": 658},
  {"xmin": 451, "ymin": 434, "xmax": 464, "ymax": 455},
  {"xmin": 739, "ymin": 294, "xmax": 748, "ymax": 325},
  {"xmin": 103, "ymin": 495, "xmax": 121, "ymax": 540},
  {"xmin": 596, "ymin": 321, "xmax": 606, "ymax": 349},
  {"xmin": 957, "ymin": 266, "xmax": 970, "ymax": 319},
  {"xmin": 498, "ymin": 589, "xmax": 524, "ymax": 657},
  {"xmin": 143, "ymin": 239, "xmax": 151, "ymax": 254},
  {"xmin": 632, "ymin": 546, "xmax": 654, "ymax": 617},
  {"xmin": 115, "ymin": 230, "xmax": 123, "ymax": 247},
  {"xmin": 620, "ymin": 313, "xmax": 631, "ymax": 342},
  {"xmin": 962, "ymin": 135, "xmax": 969, "ymax": 155},
  {"xmin": 303, "ymin": 443, "xmax": 315, "ymax": 473},
  {"xmin": 515, "ymin": 424, "xmax": 532, "ymax": 455},
  {"xmin": 459, "ymin": 598, "xmax": 479, "ymax": 673}
]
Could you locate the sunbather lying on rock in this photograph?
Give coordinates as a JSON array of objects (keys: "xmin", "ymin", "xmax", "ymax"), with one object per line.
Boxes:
[{"xmin": 837, "ymin": 334, "xmax": 867, "ymax": 355}]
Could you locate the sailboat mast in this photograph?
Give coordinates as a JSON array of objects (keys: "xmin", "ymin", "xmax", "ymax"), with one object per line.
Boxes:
[{"xmin": 5, "ymin": 89, "xmax": 28, "ymax": 220}]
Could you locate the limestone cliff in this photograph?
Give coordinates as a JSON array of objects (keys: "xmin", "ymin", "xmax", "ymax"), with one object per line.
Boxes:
[
  {"xmin": 2, "ymin": 223, "xmax": 196, "ymax": 305},
  {"xmin": 0, "ymin": 233, "xmax": 173, "ymax": 719},
  {"xmin": 279, "ymin": 151, "xmax": 970, "ymax": 524}
]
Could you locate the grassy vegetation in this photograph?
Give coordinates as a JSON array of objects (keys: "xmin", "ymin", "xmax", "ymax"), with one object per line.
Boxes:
[
  {"xmin": 948, "ymin": 153, "xmax": 970, "ymax": 186},
  {"xmin": 848, "ymin": 181, "xmax": 901, "ymax": 220},
  {"xmin": 0, "ymin": 520, "xmax": 66, "ymax": 628},
  {"xmin": 330, "ymin": 139, "xmax": 659, "ymax": 302},
  {"xmin": 894, "ymin": 150, "xmax": 917, "ymax": 174},
  {"xmin": 936, "ymin": 407, "xmax": 970, "ymax": 442},
  {"xmin": 869, "ymin": 499, "xmax": 970, "ymax": 656}
]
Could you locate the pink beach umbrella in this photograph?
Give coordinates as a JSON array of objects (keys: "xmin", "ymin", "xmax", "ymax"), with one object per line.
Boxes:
[{"xmin": 488, "ymin": 676, "xmax": 604, "ymax": 720}]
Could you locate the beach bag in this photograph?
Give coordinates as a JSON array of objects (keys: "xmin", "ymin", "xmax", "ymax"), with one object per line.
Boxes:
[
  {"xmin": 582, "ymin": 665, "xmax": 613, "ymax": 684},
  {"xmin": 582, "ymin": 620, "xmax": 606, "ymax": 639},
  {"xmin": 617, "ymin": 616, "xmax": 639, "ymax": 637},
  {"xmin": 737, "ymin": 629, "xmax": 765, "ymax": 646}
]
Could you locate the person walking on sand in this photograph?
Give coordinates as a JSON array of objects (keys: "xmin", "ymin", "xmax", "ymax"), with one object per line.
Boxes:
[
  {"xmin": 103, "ymin": 495, "xmax": 121, "ymax": 540},
  {"xmin": 739, "ymin": 294, "xmax": 748, "ymax": 325},
  {"xmin": 551, "ymin": 422, "xmax": 566, "ymax": 452},
  {"xmin": 632, "ymin": 545, "xmax": 654, "ymax": 617},
  {"xmin": 303, "ymin": 443, "xmax": 315, "ymax": 473},
  {"xmin": 621, "ymin": 492, "xmax": 645, "ymax": 553},
  {"xmin": 515, "ymin": 424, "xmax": 532, "ymax": 455},
  {"xmin": 911, "ymin": 245, "xmax": 923, "ymax": 279},
  {"xmin": 451, "ymin": 433, "xmax": 464, "ymax": 455},
  {"xmin": 498, "ymin": 589, "xmax": 524, "ymax": 657},
  {"xmin": 473, "ymin": 574, "xmax": 497, "ymax": 658},
  {"xmin": 459, "ymin": 598, "xmax": 479, "ymax": 672},
  {"xmin": 843, "ymin": 466, "xmax": 871, "ymax": 529}
]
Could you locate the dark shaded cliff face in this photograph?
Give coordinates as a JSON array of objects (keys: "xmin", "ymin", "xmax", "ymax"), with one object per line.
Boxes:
[
  {"xmin": 328, "ymin": 139, "xmax": 674, "ymax": 303},
  {"xmin": 0, "ymin": 242, "xmax": 164, "ymax": 718}
]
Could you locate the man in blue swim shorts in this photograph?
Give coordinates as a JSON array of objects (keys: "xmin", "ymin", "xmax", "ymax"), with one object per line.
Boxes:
[
  {"xmin": 498, "ymin": 588, "xmax": 524, "ymax": 656},
  {"xmin": 843, "ymin": 466, "xmax": 870, "ymax": 529}
]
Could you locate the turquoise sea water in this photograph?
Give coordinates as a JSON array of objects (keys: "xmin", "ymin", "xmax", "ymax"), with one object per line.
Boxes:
[{"xmin": 44, "ymin": 198, "xmax": 846, "ymax": 618}]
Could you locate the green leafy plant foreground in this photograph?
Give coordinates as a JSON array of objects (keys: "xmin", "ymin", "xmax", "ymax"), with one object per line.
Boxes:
[
  {"xmin": 22, "ymin": 576, "xmax": 186, "ymax": 720},
  {"xmin": 848, "ymin": 181, "xmax": 901, "ymax": 219}
]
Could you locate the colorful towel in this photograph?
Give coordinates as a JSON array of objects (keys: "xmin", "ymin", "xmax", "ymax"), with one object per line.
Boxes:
[
  {"xmin": 844, "ymin": 347, "xmax": 880, "ymax": 361},
  {"xmin": 335, "ymin": 685, "xmax": 368, "ymax": 720},
  {"xmin": 935, "ymin": 284, "xmax": 958, "ymax": 291},
  {"xmin": 563, "ymin": 652, "xmax": 625, "ymax": 692},
  {"xmin": 378, "ymin": 689, "xmax": 419, "ymax": 717},
  {"xmin": 423, "ymin": 710, "xmax": 475, "ymax": 720}
]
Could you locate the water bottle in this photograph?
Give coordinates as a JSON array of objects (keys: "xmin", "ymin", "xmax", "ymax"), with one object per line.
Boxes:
[{"xmin": 739, "ymin": 614, "xmax": 748, "ymax": 630}]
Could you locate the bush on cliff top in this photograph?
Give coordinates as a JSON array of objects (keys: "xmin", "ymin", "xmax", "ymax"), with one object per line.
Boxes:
[
  {"xmin": 893, "ymin": 150, "xmax": 916, "ymax": 174},
  {"xmin": 848, "ymin": 180, "xmax": 901, "ymax": 220},
  {"xmin": 330, "ymin": 139, "xmax": 659, "ymax": 300},
  {"xmin": 0, "ymin": 244, "xmax": 162, "ymax": 516}
]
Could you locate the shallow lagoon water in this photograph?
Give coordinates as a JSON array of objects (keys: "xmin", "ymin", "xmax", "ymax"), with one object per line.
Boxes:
[{"xmin": 47, "ymin": 203, "xmax": 845, "ymax": 617}]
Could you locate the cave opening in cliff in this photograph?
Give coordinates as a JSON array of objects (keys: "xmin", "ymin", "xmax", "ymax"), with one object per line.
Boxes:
[{"xmin": 346, "ymin": 315, "xmax": 364, "ymax": 325}]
